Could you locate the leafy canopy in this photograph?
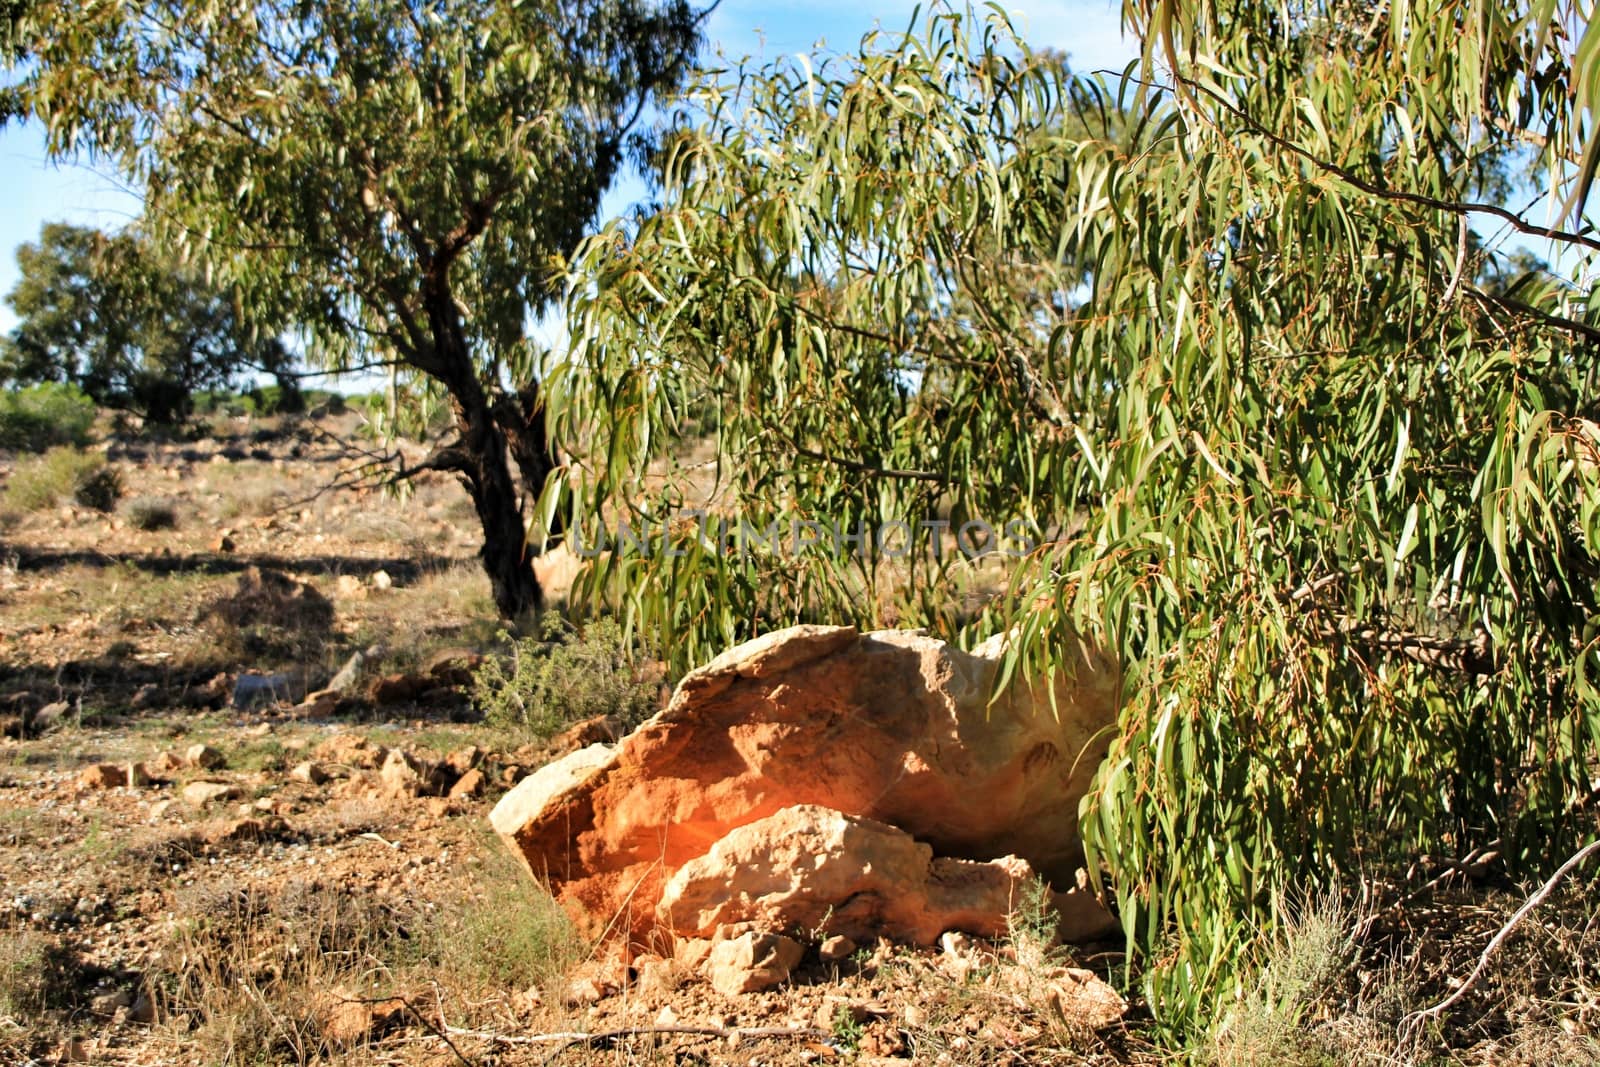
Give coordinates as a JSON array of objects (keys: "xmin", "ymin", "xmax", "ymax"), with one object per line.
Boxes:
[
  {"xmin": 1, "ymin": 222, "xmax": 283, "ymax": 423},
  {"xmin": 558, "ymin": 0, "xmax": 1600, "ymax": 1036},
  {"xmin": 6, "ymin": 0, "xmax": 704, "ymax": 616}
]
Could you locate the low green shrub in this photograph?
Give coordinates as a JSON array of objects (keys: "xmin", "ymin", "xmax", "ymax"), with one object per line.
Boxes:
[
  {"xmin": 472, "ymin": 613, "xmax": 659, "ymax": 742},
  {"xmin": 0, "ymin": 383, "xmax": 96, "ymax": 452},
  {"xmin": 5, "ymin": 447, "xmax": 107, "ymax": 511}
]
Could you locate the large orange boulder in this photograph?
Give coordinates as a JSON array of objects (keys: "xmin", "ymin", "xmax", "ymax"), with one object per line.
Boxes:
[{"xmin": 489, "ymin": 624, "xmax": 1120, "ymax": 944}]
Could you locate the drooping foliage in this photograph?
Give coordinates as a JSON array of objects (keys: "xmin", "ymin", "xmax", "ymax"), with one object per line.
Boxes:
[
  {"xmin": 558, "ymin": 1, "xmax": 1600, "ymax": 1035},
  {"xmin": 1, "ymin": 222, "xmax": 289, "ymax": 423},
  {"xmin": 5, "ymin": 0, "xmax": 704, "ymax": 616}
]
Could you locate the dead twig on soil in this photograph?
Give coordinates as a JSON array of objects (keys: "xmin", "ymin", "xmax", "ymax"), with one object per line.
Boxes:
[
  {"xmin": 434, "ymin": 1022, "xmax": 828, "ymax": 1063},
  {"xmin": 1402, "ymin": 838, "xmax": 1600, "ymax": 1044}
]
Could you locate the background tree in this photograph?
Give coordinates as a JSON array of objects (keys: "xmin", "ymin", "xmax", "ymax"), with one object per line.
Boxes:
[
  {"xmin": 1, "ymin": 222, "xmax": 278, "ymax": 423},
  {"xmin": 4, "ymin": 0, "xmax": 705, "ymax": 618},
  {"xmin": 559, "ymin": 1, "xmax": 1600, "ymax": 1036}
]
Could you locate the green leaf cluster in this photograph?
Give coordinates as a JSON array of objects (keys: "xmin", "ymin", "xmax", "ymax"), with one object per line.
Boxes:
[{"xmin": 558, "ymin": 0, "xmax": 1600, "ymax": 1037}]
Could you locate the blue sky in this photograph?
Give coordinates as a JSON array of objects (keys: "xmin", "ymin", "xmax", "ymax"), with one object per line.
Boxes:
[{"xmin": 0, "ymin": 2, "xmax": 1134, "ymax": 340}]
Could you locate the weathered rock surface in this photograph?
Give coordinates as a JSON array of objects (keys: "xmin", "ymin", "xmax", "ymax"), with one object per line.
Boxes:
[
  {"xmin": 706, "ymin": 930, "xmax": 805, "ymax": 997},
  {"xmin": 491, "ymin": 624, "xmax": 1119, "ymax": 942},
  {"xmin": 185, "ymin": 744, "xmax": 226, "ymax": 770},
  {"xmin": 77, "ymin": 764, "xmax": 128, "ymax": 790},
  {"xmin": 658, "ymin": 805, "xmax": 1038, "ymax": 946},
  {"xmin": 314, "ymin": 733, "xmax": 388, "ymax": 769},
  {"xmin": 379, "ymin": 747, "xmax": 449, "ymax": 798},
  {"xmin": 182, "ymin": 781, "xmax": 243, "ymax": 807}
]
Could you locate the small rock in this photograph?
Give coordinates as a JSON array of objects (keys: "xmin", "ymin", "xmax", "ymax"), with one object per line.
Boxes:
[
  {"xmin": 185, "ymin": 744, "xmax": 227, "ymax": 770},
  {"xmin": 380, "ymin": 748, "xmax": 424, "ymax": 796},
  {"xmin": 90, "ymin": 989, "xmax": 132, "ymax": 1016},
  {"xmin": 1043, "ymin": 967, "xmax": 1127, "ymax": 1030},
  {"xmin": 145, "ymin": 750, "xmax": 185, "ymax": 777},
  {"xmin": 859, "ymin": 1027, "xmax": 907, "ymax": 1057},
  {"xmin": 130, "ymin": 684, "xmax": 163, "ymax": 710},
  {"xmin": 447, "ymin": 768, "xmax": 485, "ymax": 799},
  {"xmin": 322, "ymin": 994, "xmax": 406, "ymax": 1046},
  {"xmin": 210, "ymin": 532, "xmax": 236, "ymax": 553},
  {"xmin": 290, "ymin": 761, "xmax": 330, "ymax": 785},
  {"xmin": 675, "ymin": 937, "xmax": 715, "ymax": 971},
  {"xmin": 78, "ymin": 764, "xmax": 129, "ymax": 790},
  {"xmin": 564, "ymin": 975, "xmax": 615, "ymax": 1007},
  {"xmin": 126, "ymin": 762, "xmax": 152, "ymax": 788},
  {"xmin": 369, "ymin": 569, "xmax": 393, "ymax": 591},
  {"xmin": 443, "ymin": 745, "xmax": 482, "ymax": 776},
  {"xmin": 182, "ymin": 781, "xmax": 243, "ymax": 808},
  {"xmin": 314, "ymin": 733, "xmax": 388, "ymax": 769},
  {"xmin": 818, "ymin": 934, "xmax": 857, "ymax": 963},
  {"xmin": 149, "ymin": 799, "xmax": 177, "ymax": 820},
  {"xmin": 334, "ymin": 574, "xmax": 367, "ymax": 600},
  {"xmin": 705, "ymin": 931, "xmax": 804, "ymax": 997},
  {"xmin": 655, "ymin": 1004, "xmax": 679, "ymax": 1026}
]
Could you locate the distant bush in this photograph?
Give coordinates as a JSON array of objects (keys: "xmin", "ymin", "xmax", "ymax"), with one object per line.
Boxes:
[
  {"xmin": 472, "ymin": 614, "xmax": 659, "ymax": 741},
  {"xmin": 125, "ymin": 496, "xmax": 178, "ymax": 530},
  {"xmin": 0, "ymin": 383, "xmax": 96, "ymax": 452},
  {"xmin": 5, "ymin": 447, "xmax": 107, "ymax": 511},
  {"xmin": 73, "ymin": 463, "xmax": 123, "ymax": 511}
]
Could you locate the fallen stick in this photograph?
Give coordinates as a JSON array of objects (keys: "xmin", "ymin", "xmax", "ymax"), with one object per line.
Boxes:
[
  {"xmin": 1403, "ymin": 837, "xmax": 1600, "ymax": 1038},
  {"xmin": 438, "ymin": 1022, "xmax": 828, "ymax": 1063}
]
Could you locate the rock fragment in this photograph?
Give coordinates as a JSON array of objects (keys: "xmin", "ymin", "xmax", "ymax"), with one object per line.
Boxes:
[
  {"xmin": 77, "ymin": 764, "xmax": 128, "ymax": 790},
  {"xmin": 659, "ymin": 805, "xmax": 1038, "ymax": 946},
  {"xmin": 182, "ymin": 781, "xmax": 243, "ymax": 808},
  {"xmin": 706, "ymin": 931, "xmax": 804, "ymax": 996}
]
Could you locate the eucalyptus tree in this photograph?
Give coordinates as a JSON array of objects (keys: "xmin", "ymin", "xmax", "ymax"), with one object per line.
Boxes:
[
  {"xmin": 3, "ymin": 0, "xmax": 704, "ymax": 618},
  {"xmin": 559, "ymin": 2, "xmax": 1600, "ymax": 1035},
  {"xmin": 1, "ymin": 222, "xmax": 286, "ymax": 423}
]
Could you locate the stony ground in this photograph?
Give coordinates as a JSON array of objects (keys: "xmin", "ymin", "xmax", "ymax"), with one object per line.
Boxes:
[
  {"xmin": 0, "ymin": 413, "xmax": 1146, "ymax": 1066},
  {"xmin": 1, "ymin": 411, "xmax": 1596, "ymax": 1067}
]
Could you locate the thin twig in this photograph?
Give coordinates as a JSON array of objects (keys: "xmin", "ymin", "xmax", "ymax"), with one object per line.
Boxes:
[
  {"xmin": 1404, "ymin": 838, "xmax": 1600, "ymax": 1035},
  {"xmin": 434, "ymin": 1022, "xmax": 827, "ymax": 1063}
]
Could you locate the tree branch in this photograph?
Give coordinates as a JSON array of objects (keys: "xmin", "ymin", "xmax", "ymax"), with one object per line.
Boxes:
[{"xmin": 1174, "ymin": 73, "xmax": 1600, "ymax": 255}]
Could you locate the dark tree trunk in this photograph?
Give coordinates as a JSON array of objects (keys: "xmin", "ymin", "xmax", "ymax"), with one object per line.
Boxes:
[
  {"xmin": 493, "ymin": 381, "xmax": 564, "ymax": 542},
  {"xmin": 465, "ymin": 409, "xmax": 543, "ymax": 620},
  {"xmin": 424, "ymin": 288, "xmax": 545, "ymax": 621}
]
